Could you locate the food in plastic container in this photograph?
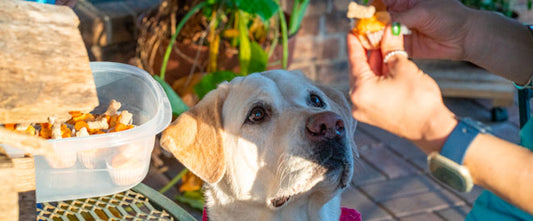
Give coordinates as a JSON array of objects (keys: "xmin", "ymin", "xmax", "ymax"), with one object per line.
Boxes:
[
  {"xmin": 4, "ymin": 62, "xmax": 172, "ymax": 202},
  {"xmin": 106, "ymin": 142, "xmax": 147, "ymax": 185}
]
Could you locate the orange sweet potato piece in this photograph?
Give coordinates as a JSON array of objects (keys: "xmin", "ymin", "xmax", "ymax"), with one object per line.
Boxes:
[
  {"xmin": 40, "ymin": 126, "xmax": 52, "ymax": 139},
  {"xmin": 110, "ymin": 123, "xmax": 134, "ymax": 132},
  {"xmin": 61, "ymin": 124, "xmax": 71, "ymax": 138},
  {"xmin": 4, "ymin": 124, "xmax": 16, "ymax": 130},
  {"xmin": 74, "ymin": 121, "xmax": 89, "ymax": 131}
]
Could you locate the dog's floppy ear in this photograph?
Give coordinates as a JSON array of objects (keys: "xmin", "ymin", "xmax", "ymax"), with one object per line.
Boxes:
[
  {"xmin": 160, "ymin": 85, "xmax": 229, "ymax": 184},
  {"xmin": 315, "ymin": 84, "xmax": 359, "ymax": 158}
]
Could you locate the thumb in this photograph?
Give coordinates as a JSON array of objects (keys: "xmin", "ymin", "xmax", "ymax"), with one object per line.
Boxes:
[{"xmin": 347, "ymin": 33, "xmax": 375, "ymax": 83}]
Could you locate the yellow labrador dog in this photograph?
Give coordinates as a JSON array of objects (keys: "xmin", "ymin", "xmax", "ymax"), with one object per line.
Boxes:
[{"xmin": 161, "ymin": 70, "xmax": 358, "ymax": 221}]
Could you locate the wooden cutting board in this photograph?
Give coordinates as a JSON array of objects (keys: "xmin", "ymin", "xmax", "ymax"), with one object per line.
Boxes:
[{"xmin": 0, "ymin": 0, "xmax": 98, "ymax": 124}]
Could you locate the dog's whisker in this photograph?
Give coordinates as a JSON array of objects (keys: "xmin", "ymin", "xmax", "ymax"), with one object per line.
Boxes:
[{"xmin": 277, "ymin": 156, "xmax": 290, "ymax": 190}]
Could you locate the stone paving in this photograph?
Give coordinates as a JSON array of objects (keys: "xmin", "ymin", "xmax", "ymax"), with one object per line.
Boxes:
[{"xmin": 338, "ymin": 97, "xmax": 522, "ymax": 221}]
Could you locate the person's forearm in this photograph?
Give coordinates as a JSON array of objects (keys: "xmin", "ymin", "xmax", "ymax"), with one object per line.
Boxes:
[
  {"xmin": 464, "ymin": 134, "xmax": 533, "ymax": 214},
  {"xmin": 464, "ymin": 10, "xmax": 533, "ymax": 84},
  {"xmin": 412, "ymin": 112, "xmax": 533, "ymax": 214}
]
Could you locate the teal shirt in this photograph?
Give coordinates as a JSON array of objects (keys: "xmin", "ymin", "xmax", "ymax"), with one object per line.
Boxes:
[{"xmin": 466, "ymin": 118, "xmax": 533, "ymax": 220}]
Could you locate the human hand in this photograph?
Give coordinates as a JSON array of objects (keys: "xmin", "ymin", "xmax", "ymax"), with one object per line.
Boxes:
[
  {"xmin": 55, "ymin": 0, "xmax": 77, "ymax": 8},
  {"xmin": 382, "ymin": 0, "xmax": 474, "ymax": 61},
  {"xmin": 347, "ymin": 25, "xmax": 457, "ymax": 153}
]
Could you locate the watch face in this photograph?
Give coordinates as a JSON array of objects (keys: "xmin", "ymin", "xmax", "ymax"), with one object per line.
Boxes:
[
  {"xmin": 428, "ymin": 153, "xmax": 473, "ymax": 192},
  {"xmin": 430, "ymin": 165, "xmax": 468, "ymax": 191}
]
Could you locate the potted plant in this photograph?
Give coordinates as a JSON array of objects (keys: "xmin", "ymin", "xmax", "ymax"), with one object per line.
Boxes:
[
  {"xmin": 137, "ymin": 0, "xmax": 308, "ymax": 105},
  {"xmin": 137, "ymin": 0, "xmax": 309, "ymax": 211}
]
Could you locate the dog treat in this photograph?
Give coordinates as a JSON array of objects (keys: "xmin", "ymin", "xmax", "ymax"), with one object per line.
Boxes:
[
  {"xmin": 107, "ymin": 144, "xmax": 146, "ymax": 185},
  {"xmin": 46, "ymin": 150, "xmax": 77, "ymax": 169},
  {"xmin": 14, "ymin": 123, "xmax": 36, "ymax": 136},
  {"xmin": 77, "ymin": 147, "xmax": 107, "ymax": 169},
  {"xmin": 347, "ymin": 0, "xmax": 390, "ymax": 49},
  {"xmin": 102, "ymin": 99, "xmax": 121, "ymax": 116},
  {"xmin": 347, "ymin": 1, "xmax": 376, "ymax": 19},
  {"xmin": 87, "ymin": 117, "xmax": 109, "ymax": 131},
  {"xmin": 118, "ymin": 111, "xmax": 133, "ymax": 125},
  {"xmin": 107, "ymin": 158, "xmax": 145, "ymax": 186},
  {"xmin": 75, "ymin": 127, "xmax": 89, "ymax": 137},
  {"xmin": 0, "ymin": 99, "xmax": 136, "ymax": 169},
  {"xmin": 51, "ymin": 122, "xmax": 62, "ymax": 139}
]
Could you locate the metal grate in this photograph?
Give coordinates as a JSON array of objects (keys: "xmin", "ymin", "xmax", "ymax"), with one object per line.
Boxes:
[{"xmin": 37, "ymin": 189, "xmax": 174, "ymax": 221}]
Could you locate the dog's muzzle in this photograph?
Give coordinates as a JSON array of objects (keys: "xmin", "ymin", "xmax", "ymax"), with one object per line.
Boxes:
[{"xmin": 305, "ymin": 112, "xmax": 351, "ymax": 188}]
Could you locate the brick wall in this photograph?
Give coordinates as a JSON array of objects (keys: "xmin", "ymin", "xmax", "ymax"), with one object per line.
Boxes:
[{"xmin": 284, "ymin": 0, "xmax": 352, "ymax": 92}]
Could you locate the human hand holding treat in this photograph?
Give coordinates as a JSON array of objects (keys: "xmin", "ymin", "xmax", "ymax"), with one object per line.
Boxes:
[
  {"xmin": 347, "ymin": 25, "xmax": 457, "ymax": 152},
  {"xmin": 347, "ymin": 0, "xmax": 409, "ymax": 49}
]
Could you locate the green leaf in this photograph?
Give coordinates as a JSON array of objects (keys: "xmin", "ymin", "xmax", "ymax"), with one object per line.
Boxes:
[
  {"xmin": 277, "ymin": 1, "xmax": 288, "ymax": 69},
  {"xmin": 233, "ymin": 0, "xmax": 279, "ymax": 21},
  {"xmin": 288, "ymin": 0, "xmax": 310, "ymax": 36},
  {"xmin": 175, "ymin": 191, "xmax": 204, "ymax": 211},
  {"xmin": 183, "ymin": 190, "xmax": 204, "ymax": 200},
  {"xmin": 238, "ymin": 11, "xmax": 251, "ymax": 75},
  {"xmin": 159, "ymin": 169, "xmax": 188, "ymax": 194},
  {"xmin": 248, "ymin": 41, "xmax": 268, "ymax": 73},
  {"xmin": 193, "ymin": 71, "xmax": 237, "ymax": 99},
  {"xmin": 161, "ymin": 2, "xmax": 206, "ymax": 81},
  {"xmin": 152, "ymin": 75, "xmax": 188, "ymax": 117},
  {"xmin": 202, "ymin": 5, "xmax": 213, "ymax": 18}
]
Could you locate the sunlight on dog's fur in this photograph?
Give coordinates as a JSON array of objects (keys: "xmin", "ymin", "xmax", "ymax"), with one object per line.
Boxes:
[{"xmin": 161, "ymin": 70, "xmax": 358, "ymax": 221}]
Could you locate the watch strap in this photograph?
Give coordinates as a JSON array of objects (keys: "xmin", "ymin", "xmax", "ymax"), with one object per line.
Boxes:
[{"xmin": 440, "ymin": 119, "xmax": 481, "ymax": 164}]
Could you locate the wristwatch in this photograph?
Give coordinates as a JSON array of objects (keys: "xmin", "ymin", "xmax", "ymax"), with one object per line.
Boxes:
[{"xmin": 427, "ymin": 118, "xmax": 489, "ymax": 192}]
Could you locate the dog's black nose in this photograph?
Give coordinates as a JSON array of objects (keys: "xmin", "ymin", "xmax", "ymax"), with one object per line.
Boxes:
[{"xmin": 306, "ymin": 112, "xmax": 345, "ymax": 141}]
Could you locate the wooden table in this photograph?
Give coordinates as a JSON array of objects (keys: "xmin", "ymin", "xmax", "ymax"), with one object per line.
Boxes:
[
  {"xmin": 0, "ymin": 1, "xmax": 98, "ymax": 219},
  {"xmin": 414, "ymin": 59, "xmax": 516, "ymax": 121}
]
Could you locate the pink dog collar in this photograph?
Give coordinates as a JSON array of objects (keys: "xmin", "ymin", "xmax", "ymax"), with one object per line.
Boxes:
[
  {"xmin": 202, "ymin": 207, "xmax": 361, "ymax": 221},
  {"xmin": 339, "ymin": 207, "xmax": 362, "ymax": 221}
]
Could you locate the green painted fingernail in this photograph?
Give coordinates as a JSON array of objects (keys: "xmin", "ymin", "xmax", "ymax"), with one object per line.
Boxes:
[{"xmin": 392, "ymin": 22, "xmax": 401, "ymax": 36}]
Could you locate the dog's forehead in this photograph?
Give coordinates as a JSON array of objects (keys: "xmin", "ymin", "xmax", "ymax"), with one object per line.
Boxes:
[
  {"xmin": 225, "ymin": 71, "xmax": 319, "ymax": 107},
  {"xmin": 221, "ymin": 71, "xmax": 320, "ymax": 124}
]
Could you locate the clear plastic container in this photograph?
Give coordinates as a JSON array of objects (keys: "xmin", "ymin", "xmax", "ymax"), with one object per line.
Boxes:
[{"xmin": 21, "ymin": 62, "xmax": 171, "ymax": 202}]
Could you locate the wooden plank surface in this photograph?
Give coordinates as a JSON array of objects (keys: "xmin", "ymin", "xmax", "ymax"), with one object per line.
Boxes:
[
  {"xmin": 0, "ymin": 148, "xmax": 18, "ymax": 221},
  {"xmin": 414, "ymin": 59, "xmax": 516, "ymax": 107},
  {"xmin": 0, "ymin": 0, "xmax": 98, "ymax": 124},
  {"xmin": 13, "ymin": 155, "xmax": 36, "ymax": 221},
  {"xmin": 0, "ymin": 148, "xmax": 36, "ymax": 221},
  {"xmin": 0, "ymin": 127, "xmax": 56, "ymax": 160}
]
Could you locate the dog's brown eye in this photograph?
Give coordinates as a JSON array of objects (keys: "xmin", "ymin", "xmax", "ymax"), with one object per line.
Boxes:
[
  {"xmin": 248, "ymin": 107, "xmax": 266, "ymax": 123},
  {"xmin": 309, "ymin": 94, "xmax": 325, "ymax": 108}
]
